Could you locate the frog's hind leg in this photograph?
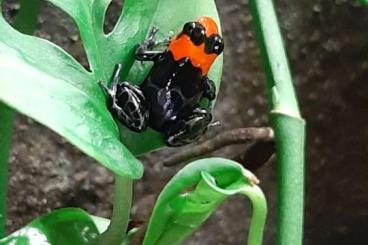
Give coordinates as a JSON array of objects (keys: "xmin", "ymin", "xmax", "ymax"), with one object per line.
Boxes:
[
  {"xmin": 164, "ymin": 108, "xmax": 213, "ymax": 147},
  {"xmin": 112, "ymin": 82, "xmax": 150, "ymax": 132},
  {"xmin": 99, "ymin": 63, "xmax": 149, "ymax": 132}
]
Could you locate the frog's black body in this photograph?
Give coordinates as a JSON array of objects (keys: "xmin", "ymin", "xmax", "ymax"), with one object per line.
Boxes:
[
  {"xmin": 141, "ymin": 51, "xmax": 206, "ymax": 131},
  {"xmin": 99, "ymin": 20, "xmax": 223, "ymax": 147}
]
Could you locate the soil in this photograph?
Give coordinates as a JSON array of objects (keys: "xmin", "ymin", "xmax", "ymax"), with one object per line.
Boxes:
[{"xmin": 2, "ymin": 0, "xmax": 368, "ymax": 244}]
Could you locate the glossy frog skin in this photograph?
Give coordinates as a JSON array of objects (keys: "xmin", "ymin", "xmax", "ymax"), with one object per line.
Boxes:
[{"xmin": 99, "ymin": 17, "xmax": 224, "ymax": 147}]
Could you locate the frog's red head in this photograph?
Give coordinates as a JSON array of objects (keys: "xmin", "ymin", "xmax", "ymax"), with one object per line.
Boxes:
[{"xmin": 168, "ymin": 17, "xmax": 224, "ymax": 75}]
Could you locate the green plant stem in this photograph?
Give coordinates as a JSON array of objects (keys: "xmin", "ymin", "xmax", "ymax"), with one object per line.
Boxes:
[
  {"xmin": 96, "ymin": 175, "xmax": 132, "ymax": 245},
  {"xmin": 0, "ymin": 103, "xmax": 14, "ymax": 238},
  {"xmin": 242, "ymin": 185, "xmax": 267, "ymax": 245},
  {"xmin": 272, "ymin": 115, "xmax": 305, "ymax": 245},
  {"xmin": 249, "ymin": 0, "xmax": 306, "ymax": 245},
  {"xmin": 0, "ymin": 0, "xmax": 41, "ymax": 238}
]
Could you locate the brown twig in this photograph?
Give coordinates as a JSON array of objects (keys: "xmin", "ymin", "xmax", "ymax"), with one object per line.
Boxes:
[
  {"xmin": 232, "ymin": 141, "xmax": 275, "ymax": 171},
  {"xmin": 163, "ymin": 127, "xmax": 274, "ymax": 167}
]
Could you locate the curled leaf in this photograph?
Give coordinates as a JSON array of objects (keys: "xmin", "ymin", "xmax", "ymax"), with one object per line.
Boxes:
[{"xmin": 142, "ymin": 158, "xmax": 267, "ymax": 245}]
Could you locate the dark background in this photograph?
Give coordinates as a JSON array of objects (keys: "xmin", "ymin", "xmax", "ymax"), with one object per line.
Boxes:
[{"xmin": 2, "ymin": 0, "xmax": 368, "ymax": 244}]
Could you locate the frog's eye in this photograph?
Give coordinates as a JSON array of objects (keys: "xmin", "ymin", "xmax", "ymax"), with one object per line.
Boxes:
[
  {"xmin": 205, "ymin": 34, "xmax": 224, "ymax": 55},
  {"xmin": 182, "ymin": 21, "xmax": 205, "ymax": 45}
]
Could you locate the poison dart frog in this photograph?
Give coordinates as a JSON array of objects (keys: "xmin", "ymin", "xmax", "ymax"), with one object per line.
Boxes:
[{"xmin": 99, "ymin": 17, "xmax": 224, "ymax": 147}]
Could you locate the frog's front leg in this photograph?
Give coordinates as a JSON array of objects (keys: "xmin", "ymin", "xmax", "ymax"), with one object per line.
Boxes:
[
  {"xmin": 203, "ymin": 76, "xmax": 216, "ymax": 102},
  {"xmin": 135, "ymin": 26, "xmax": 171, "ymax": 62},
  {"xmin": 99, "ymin": 64, "xmax": 149, "ymax": 132},
  {"xmin": 164, "ymin": 107, "xmax": 213, "ymax": 147}
]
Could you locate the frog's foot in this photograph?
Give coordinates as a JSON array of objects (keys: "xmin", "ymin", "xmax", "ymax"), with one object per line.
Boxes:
[
  {"xmin": 135, "ymin": 27, "xmax": 170, "ymax": 62},
  {"xmin": 109, "ymin": 82, "xmax": 149, "ymax": 132},
  {"xmin": 164, "ymin": 108, "xmax": 213, "ymax": 147}
]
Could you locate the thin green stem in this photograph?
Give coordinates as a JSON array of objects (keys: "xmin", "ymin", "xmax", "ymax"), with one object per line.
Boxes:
[
  {"xmin": 0, "ymin": 0, "xmax": 41, "ymax": 238},
  {"xmin": 249, "ymin": 0, "xmax": 300, "ymax": 118},
  {"xmin": 249, "ymin": 1, "xmax": 306, "ymax": 245},
  {"xmin": 0, "ymin": 103, "xmax": 14, "ymax": 238},
  {"xmin": 242, "ymin": 185, "xmax": 267, "ymax": 245},
  {"xmin": 96, "ymin": 175, "xmax": 133, "ymax": 245}
]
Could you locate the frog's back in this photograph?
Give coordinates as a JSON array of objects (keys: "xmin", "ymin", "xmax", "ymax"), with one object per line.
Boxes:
[{"xmin": 141, "ymin": 51, "xmax": 204, "ymax": 131}]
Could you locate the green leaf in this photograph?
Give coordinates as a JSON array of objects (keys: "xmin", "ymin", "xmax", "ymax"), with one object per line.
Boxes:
[
  {"xmin": 0, "ymin": 1, "xmax": 40, "ymax": 238},
  {"xmin": 0, "ymin": 0, "xmax": 139, "ymax": 179},
  {"xmin": 142, "ymin": 158, "xmax": 267, "ymax": 245},
  {"xmin": 0, "ymin": 208, "xmax": 100, "ymax": 245},
  {"xmin": 0, "ymin": 0, "xmax": 223, "ymax": 178}
]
